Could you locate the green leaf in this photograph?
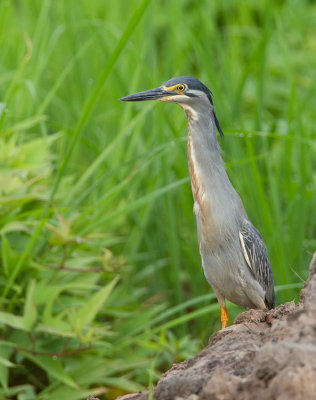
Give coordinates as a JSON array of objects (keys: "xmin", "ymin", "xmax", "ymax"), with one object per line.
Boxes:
[
  {"xmin": 0, "ymin": 357, "xmax": 16, "ymax": 367},
  {"xmin": 0, "ymin": 312, "xmax": 26, "ymax": 330},
  {"xmin": 2, "ymin": 115, "xmax": 46, "ymax": 135},
  {"xmin": 39, "ymin": 283, "xmax": 97, "ymax": 334},
  {"xmin": 1, "ymin": 218, "xmax": 47, "ymax": 300},
  {"xmin": 70, "ymin": 277, "xmax": 119, "ymax": 333},
  {"xmin": 1, "ymin": 235, "xmax": 11, "ymax": 277},
  {"xmin": 37, "ymin": 385, "xmax": 103, "ymax": 400},
  {"xmin": 1, "ymin": 235, "xmax": 22, "ymax": 277},
  {"xmin": 0, "ymin": 222, "xmax": 31, "ymax": 235},
  {"xmin": 16, "ymin": 385, "xmax": 36, "ymax": 400},
  {"xmin": 22, "ymin": 280, "xmax": 37, "ymax": 331},
  {"xmin": 0, "ymin": 385, "xmax": 34, "ymax": 398},
  {"xmin": 102, "ymin": 376, "xmax": 144, "ymax": 392},
  {"xmin": 22, "ymin": 353, "xmax": 78, "ymax": 389},
  {"xmin": 0, "ymin": 346, "xmax": 13, "ymax": 390},
  {"xmin": 35, "ymin": 324, "xmax": 76, "ymax": 338},
  {"xmin": 0, "ymin": 280, "xmax": 37, "ymax": 332}
]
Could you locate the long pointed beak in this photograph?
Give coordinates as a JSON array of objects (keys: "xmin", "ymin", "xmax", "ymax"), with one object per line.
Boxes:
[{"xmin": 120, "ymin": 87, "xmax": 170, "ymax": 102}]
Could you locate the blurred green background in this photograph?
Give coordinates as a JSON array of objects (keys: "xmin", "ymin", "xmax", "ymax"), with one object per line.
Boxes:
[{"xmin": 0, "ymin": 0, "xmax": 315, "ymax": 398}]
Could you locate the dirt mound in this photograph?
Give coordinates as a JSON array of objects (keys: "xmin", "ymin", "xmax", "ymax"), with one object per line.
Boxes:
[{"xmin": 100, "ymin": 253, "xmax": 316, "ymax": 400}]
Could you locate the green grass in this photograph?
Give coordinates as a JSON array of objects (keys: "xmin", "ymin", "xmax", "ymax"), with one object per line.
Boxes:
[{"xmin": 0, "ymin": 0, "xmax": 315, "ymax": 399}]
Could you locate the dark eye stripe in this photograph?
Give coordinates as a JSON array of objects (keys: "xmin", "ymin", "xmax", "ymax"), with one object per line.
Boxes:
[{"xmin": 186, "ymin": 92, "xmax": 198, "ymax": 98}]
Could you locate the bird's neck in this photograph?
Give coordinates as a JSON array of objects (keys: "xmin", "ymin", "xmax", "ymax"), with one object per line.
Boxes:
[
  {"xmin": 185, "ymin": 108, "xmax": 245, "ymax": 246},
  {"xmin": 186, "ymin": 109, "xmax": 227, "ymax": 198}
]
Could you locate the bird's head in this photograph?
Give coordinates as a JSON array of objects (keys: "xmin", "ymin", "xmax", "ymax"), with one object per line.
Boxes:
[{"xmin": 120, "ymin": 76, "xmax": 223, "ymax": 137}]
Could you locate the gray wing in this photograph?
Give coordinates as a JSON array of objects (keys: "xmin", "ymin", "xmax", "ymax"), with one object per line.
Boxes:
[{"xmin": 239, "ymin": 218, "xmax": 275, "ymax": 309}]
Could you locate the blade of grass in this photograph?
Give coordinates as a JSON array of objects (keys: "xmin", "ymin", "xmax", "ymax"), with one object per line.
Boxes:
[{"xmin": 49, "ymin": 0, "xmax": 152, "ymax": 203}]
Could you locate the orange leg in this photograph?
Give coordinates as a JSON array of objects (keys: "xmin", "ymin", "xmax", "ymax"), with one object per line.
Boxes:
[{"xmin": 220, "ymin": 306, "xmax": 229, "ymax": 329}]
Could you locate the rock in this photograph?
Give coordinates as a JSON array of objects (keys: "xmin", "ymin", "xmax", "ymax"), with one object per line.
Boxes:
[{"xmin": 89, "ymin": 253, "xmax": 316, "ymax": 400}]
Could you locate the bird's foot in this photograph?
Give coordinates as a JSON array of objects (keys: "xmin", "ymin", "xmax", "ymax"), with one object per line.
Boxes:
[{"xmin": 220, "ymin": 306, "xmax": 229, "ymax": 329}]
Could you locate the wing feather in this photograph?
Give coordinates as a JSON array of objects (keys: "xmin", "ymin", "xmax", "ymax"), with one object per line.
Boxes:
[{"xmin": 239, "ymin": 219, "xmax": 275, "ymax": 308}]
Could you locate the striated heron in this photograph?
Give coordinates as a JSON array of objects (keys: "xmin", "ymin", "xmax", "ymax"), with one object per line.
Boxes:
[{"xmin": 120, "ymin": 76, "xmax": 275, "ymax": 329}]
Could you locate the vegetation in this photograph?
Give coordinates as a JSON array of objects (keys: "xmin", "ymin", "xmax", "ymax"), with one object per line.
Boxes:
[{"xmin": 0, "ymin": 0, "xmax": 315, "ymax": 399}]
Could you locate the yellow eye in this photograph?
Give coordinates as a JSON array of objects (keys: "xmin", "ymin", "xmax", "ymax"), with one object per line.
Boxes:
[{"xmin": 177, "ymin": 84, "xmax": 185, "ymax": 92}]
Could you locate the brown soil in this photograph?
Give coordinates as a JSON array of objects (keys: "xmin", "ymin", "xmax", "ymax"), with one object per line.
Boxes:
[{"xmin": 91, "ymin": 253, "xmax": 316, "ymax": 400}]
